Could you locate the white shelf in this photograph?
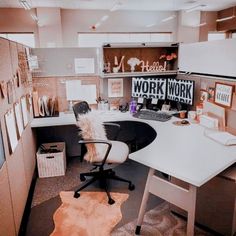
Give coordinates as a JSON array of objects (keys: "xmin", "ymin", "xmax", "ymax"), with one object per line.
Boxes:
[{"xmin": 102, "ymin": 70, "xmax": 178, "ymax": 78}]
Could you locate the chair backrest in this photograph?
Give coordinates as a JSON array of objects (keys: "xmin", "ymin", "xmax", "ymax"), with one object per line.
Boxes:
[
  {"xmin": 76, "ymin": 111, "xmax": 107, "ymax": 163},
  {"xmin": 73, "ymin": 101, "xmax": 91, "ymax": 121}
]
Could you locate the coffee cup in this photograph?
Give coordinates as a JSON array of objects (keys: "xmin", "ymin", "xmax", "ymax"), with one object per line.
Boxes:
[
  {"xmin": 179, "ymin": 110, "xmax": 186, "ymax": 119},
  {"xmin": 188, "ymin": 111, "xmax": 196, "ymax": 120}
]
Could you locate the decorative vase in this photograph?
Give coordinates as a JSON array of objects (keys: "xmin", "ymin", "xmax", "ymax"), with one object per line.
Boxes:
[{"xmin": 166, "ymin": 61, "xmax": 172, "ymax": 71}]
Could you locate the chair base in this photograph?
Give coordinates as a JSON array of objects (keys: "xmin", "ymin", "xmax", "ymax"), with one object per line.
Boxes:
[{"xmin": 74, "ymin": 168, "xmax": 135, "ymax": 205}]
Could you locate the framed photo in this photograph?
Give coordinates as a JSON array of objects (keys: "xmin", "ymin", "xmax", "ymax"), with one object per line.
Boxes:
[
  {"xmin": 207, "ymin": 87, "xmax": 215, "ymax": 102},
  {"xmin": 199, "ymin": 89, "xmax": 208, "ymax": 102},
  {"xmin": 108, "ymin": 78, "xmax": 123, "ymax": 98},
  {"xmin": 214, "ymin": 82, "xmax": 234, "ymax": 108}
]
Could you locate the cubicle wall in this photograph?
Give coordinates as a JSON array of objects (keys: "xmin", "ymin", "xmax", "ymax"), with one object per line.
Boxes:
[
  {"xmin": 178, "ymin": 73, "xmax": 236, "ymax": 129},
  {"xmin": 178, "ymin": 39, "xmax": 236, "ymax": 77},
  {"xmin": 0, "ymin": 37, "xmax": 36, "ymax": 235}
]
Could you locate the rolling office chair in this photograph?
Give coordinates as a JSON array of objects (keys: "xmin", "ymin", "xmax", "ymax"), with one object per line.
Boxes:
[{"xmin": 72, "ymin": 101, "xmax": 135, "ymax": 205}]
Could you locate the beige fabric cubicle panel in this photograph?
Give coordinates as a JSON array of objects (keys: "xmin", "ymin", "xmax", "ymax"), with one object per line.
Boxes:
[
  {"xmin": 5, "ymin": 138, "xmax": 28, "ymax": 233},
  {"xmin": 32, "ymin": 76, "xmax": 100, "ymax": 112},
  {"xmin": 0, "ymin": 37, "xmax": 17, "ymax": 236},
  {"xmin": 0, "ymin": 37, "xmax": 36, "ymax": 235},
  {"xmin": 0, "ymin": 164, "xmax": 16, "ymax": 236},
  {"xmin": 21, "ymin": 125, "xmax": 36, "ymax": 189}
]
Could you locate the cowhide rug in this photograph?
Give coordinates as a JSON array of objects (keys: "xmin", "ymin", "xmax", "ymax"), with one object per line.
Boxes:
[{"xmin": 50, "ymin": 191, "xmax": 128, "ymax": 236}]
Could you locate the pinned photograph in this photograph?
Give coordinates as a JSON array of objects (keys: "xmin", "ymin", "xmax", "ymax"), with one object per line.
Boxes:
[
  {"xmin": 108, "ymin": 78, "xmax": 123, "ymax": 97},
  {"xmin": 200, "ymin": 89, "xmax": 208, "ymax": 102}
]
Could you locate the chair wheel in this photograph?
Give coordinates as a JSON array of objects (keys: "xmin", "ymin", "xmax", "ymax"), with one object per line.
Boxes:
[
  {"xmin": 129, "ymin": 184, "xmax": 135, "ymax": 191},
  {"xmin": 74, "ymin": 192, "xmax": 80, "ymax": 198},
  {"xmin": 108, "ymin": 198, "xmax": 115, "ymax": 205},
  {"xmin": 80, "ymin": 175, "xmax": 86, "ymax": 181}
]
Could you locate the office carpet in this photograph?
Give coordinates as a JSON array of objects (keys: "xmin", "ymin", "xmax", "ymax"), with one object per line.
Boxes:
[
  {"xmin": 112, "ymin": 202, "xmax": 213, "ymax": 236},
  {"xmin": 27, "ymin": 158, "xmax": 214, "ymax": 236},
  {"xmin": 26, "ymin": 158, "xmax": 163, "ymax": 236}
]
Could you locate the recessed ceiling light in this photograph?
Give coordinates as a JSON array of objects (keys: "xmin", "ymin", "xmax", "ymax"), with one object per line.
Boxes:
[
  {"xmin": 185, "ymin": 4, "xmax": 207, "ymax": 13},
  {"xmin": 185, "ymin": 0, "xmax": 198, "ymax": 4},
  {"xmin": 101, "ymin": 15, "xmax": 109, "ymax": 22},
  {"xmin": 110, "ymin": 2, "xmax": 123, "ymax": 12},
  {"xmin": 161, "ymin": 15, "xmax": 176, "ymax": 22},
  {"xmin": 19, "ymin": 0, "xmax": 31, "ymax": 10},
  {"xmin": 145, "ymin": 23, "xmax": 156, "ymax": 28}
]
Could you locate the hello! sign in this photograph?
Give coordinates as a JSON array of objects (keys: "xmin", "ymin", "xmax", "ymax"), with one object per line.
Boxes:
[{"xmin": 132, "ymin": 77, "xmax": 166, "ymax": 99}]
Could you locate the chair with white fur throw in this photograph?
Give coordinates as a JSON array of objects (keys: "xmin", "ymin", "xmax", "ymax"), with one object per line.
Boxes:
[{"xmin": 73, "ymin": 101, "xmax": 135, "ymax": 205}]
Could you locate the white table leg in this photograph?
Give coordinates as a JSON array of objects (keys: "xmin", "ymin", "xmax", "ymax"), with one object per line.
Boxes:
[
  {"xmin": 135, "ymin": 168, "xmax": 155, "ymax": 235},
  {"xmin": 187, "ymin": 184, "xmax": 197, "ymax": 236}
]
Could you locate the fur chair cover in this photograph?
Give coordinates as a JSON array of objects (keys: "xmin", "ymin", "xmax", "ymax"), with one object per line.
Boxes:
[{"xmin": 77, "ymin": 112, "xmax": 107, "ymax": 162}]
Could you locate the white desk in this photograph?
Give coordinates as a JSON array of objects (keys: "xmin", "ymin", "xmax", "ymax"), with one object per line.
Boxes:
[{"xmin": 31, "ymin": 111, "xmax": 236, "ymax": 235}]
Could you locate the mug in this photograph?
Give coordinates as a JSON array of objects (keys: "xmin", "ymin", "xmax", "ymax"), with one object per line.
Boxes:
[
  {"xmin": 188, "ymin": 111, "xmax": 196, "ymax": 120},
  {"xmin": 179, "ymin": 110, "xmax": 186, "ymax": 119}
]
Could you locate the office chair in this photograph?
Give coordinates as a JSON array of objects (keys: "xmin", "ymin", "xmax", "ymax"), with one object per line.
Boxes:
[{"xmin": 72, "ymin": 101, "xmax": 135, "ymax": 205}]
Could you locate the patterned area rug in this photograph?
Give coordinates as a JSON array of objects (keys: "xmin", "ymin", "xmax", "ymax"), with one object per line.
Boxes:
[
  {"xmin": 50, "ymin": 191, "xmax": 129, "ymax": 236},
  {"xmin": 112, "ymin": 202, "xmax": 212, "ymax": 236}
]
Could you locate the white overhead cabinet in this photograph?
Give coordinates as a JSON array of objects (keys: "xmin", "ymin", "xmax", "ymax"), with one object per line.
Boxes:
[{"xmin": 178, "ymin": 39, "xmax": 236, "ymax": 77}]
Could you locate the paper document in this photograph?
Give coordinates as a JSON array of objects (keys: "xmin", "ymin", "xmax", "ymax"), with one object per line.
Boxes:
[
  {"xmin": 74, "ymin": 58, "xmax": 95, "ymax": 74},
  {"xmin": 66, "ymin": 80, "xmax": 81, "ymax": 101},
  {"xmin": 5, "ymin": 109, "xmax": 18, "ymax": 153},
  {"xmin": 14, "ymin": 102, "xmax": 24, "ymax": 137},
  {"xmin": 205, "ymin": 130, "xmax": 236, "ymax": 146},
  {"xmin": 21, "ymin": 96, "xmax": 29, "ymax": 127}
]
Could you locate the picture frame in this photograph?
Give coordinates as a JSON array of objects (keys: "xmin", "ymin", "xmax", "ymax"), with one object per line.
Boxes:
[
  {"xmin": 199, "ymin": 89, "xmax": 208, "ymax": 102},
  {"xmin": 207, "ymin": 87, "xmax": 215, "ymax": 102},
  {"xmin": 214, "ymin": 82, "xmax": 234, "ymax": 108},
  {"xmin": 108, "ymin": 78, "xmax": 123, "ymax": 98}
]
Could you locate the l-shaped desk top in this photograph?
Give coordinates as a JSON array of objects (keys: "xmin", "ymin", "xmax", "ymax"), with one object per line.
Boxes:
[{"xmin": 31, "ymin": 110, "xmax": 236, "ymax": 187}]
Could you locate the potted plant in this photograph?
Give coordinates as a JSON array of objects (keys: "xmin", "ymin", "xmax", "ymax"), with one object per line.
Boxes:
[{"xmin": 159, "ymin": 52, "xmax": 177, "ymax": 71}]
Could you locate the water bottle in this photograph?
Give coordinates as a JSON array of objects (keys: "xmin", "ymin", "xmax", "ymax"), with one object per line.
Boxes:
[{"xmin": 129, "ymin": 99, "xmax": 137, "ymax": 114}]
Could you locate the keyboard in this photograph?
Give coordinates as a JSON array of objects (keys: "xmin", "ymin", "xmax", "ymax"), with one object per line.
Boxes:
[{"xmin": 133, "ymin": 109, "xmax": 172, "ymax": 122}]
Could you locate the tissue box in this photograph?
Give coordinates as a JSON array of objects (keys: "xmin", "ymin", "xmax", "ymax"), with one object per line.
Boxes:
[{"xmin": 199, "ymin": 115, "xmax": 219, "ymax": 129}]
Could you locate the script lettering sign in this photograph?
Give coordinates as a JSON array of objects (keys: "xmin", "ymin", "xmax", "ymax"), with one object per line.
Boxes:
[{"xmin": 214, "ymin": 82, "xmax": 234, "ymax": 108}]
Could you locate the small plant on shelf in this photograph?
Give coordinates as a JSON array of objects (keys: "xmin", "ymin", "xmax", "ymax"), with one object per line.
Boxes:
[{"xmin": 159, "ymin": 52, "xmax": 177, "ymax": 70}]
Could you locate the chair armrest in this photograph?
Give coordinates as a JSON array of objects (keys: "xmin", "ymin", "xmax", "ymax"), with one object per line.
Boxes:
[
  {"xmin": 79, "ymin": 139, "xmax": 112, "ymax": 146},
  {"xmin": 79, "ymin": 139, "xmax": 112, "ymax": 165}
]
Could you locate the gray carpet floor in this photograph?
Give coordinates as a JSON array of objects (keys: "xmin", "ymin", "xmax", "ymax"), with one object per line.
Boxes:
[{"xmin": 26, "ymin": 157, "xmax": 163, "ymax": 236}]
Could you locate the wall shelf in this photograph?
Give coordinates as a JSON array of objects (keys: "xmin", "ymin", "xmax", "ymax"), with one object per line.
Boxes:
[
  {"xmin": 102, "ymin": 44, "xmax": 178, "ymax": 76},
  {"xmin": 102, "ymin": 70, "xmax": 178, "ymax": 78}
]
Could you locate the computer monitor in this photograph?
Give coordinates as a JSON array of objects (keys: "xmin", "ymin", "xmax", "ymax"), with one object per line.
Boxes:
[
  {"xmin": 167, "ymin": 78, "xmax": 194, "ymax": 108},
  {"xmin": 132, "ymin": 77, "xmax": 167, "ymax": 100}
]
